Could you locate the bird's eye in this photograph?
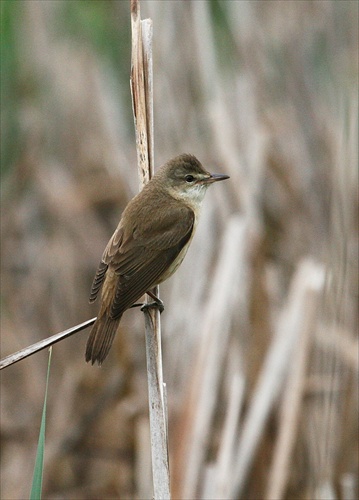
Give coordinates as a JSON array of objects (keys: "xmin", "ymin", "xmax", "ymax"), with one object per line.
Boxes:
[{"xmin": 185, "ymin": 174, "xmax": 195, "ymax": 183}]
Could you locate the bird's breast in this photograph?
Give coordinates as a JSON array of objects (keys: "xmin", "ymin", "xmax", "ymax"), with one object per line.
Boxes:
[{"xmin": 157, "ymin": 214, "xmax": 199, "ymax": 284}]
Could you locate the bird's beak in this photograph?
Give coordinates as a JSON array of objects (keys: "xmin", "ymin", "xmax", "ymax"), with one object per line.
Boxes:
[{"xmin": 201, "ymin": 173, "xmax": 230, "ymax": 184}]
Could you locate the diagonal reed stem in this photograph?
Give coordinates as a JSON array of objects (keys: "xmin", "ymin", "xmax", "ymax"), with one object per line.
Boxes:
[{"xmin": 0, "ymin": 318, "xmax": 96, "ymax": 370}]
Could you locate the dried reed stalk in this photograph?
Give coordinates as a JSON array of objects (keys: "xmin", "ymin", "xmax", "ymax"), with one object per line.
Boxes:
[
  {"xmin": 213, "ymin": 371, "xmax": 245, "ymax": 498},
  {"xmin": 230, "ymin": 259, "xmax": 326, "ymax": 498},
  {"xmin": 130, "ymin": 1, "xmax": 170, "ymax": 498},
  {"xmin": 265, "ymin": 263, "xmax": 325, "ymax": 499},
  {"xmin": 0, "ymin": 318, "xmax": 96, "ymax": 370}
]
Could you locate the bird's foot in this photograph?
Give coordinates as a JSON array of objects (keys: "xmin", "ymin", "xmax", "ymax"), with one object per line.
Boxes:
[
  {"xmin": 130, "ymin": 292, "xmax": 164, "ymax": 314},
  {"xmin": 141, "ymin": 291, "xmax": 164, "ymax": 314},
  {"xmin": 140, "ymin": 300, "xmax": 164, "ymax": 314}
]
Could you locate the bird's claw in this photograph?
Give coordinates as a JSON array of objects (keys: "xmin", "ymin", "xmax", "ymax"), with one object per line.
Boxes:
[{"xmin": 141, "ymin": 299, "xmax": 164, "ymax": 314}]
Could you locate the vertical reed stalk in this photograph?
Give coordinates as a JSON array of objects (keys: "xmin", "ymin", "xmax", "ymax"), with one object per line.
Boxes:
[{"xmin": 130, "ymin": 1, "xmax": 170, "ymax": 497}]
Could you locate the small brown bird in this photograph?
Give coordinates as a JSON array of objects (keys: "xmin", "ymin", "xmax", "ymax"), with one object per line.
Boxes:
[{"xmin": 86, "ymin": 154, "xmax": 229, "ymax": 365}]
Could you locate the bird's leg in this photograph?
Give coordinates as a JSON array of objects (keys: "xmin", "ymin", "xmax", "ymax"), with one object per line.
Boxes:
[{"xmin": 140, "ymin": 290, "xmax": 165, "ymax": 314}]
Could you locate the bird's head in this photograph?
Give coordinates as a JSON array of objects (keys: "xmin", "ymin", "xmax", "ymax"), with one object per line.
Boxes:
[{"xmin": 156, "ymin": 154, "xmax": 229, "ymax": 207}]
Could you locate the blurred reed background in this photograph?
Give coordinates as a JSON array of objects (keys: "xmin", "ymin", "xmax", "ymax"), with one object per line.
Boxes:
[{"xmin": 1, "ymin": 1, "xmax": 358, "ymax": 499}]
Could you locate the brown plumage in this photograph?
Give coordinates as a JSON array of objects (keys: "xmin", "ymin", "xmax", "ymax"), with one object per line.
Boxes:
[{"xmin": 86, "ymin": 154, "xmax": 229, "ymax": 365}]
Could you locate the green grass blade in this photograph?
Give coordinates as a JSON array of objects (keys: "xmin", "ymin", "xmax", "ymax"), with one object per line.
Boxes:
[{"xmin": 30, "ymin": 347, "xmax": 52, "ymax": 500}]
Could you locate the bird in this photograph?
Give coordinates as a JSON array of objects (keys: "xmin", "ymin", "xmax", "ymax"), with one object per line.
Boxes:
[{"xmin": 85, "ymin": 153, "xmax": 229, "ymax": 365}]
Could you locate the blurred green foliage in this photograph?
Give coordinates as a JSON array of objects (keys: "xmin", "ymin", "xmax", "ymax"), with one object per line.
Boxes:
[
  {"xmin": 0, "ymin": 0, "xmax": 132, "ymax": 178},
  {"xmin": 1, "ymin": 0, "xmax": 23, "ymax": 176},
  {"xmin": 61, "ymin": 0, "xmax": 131, "ymax": 67}
]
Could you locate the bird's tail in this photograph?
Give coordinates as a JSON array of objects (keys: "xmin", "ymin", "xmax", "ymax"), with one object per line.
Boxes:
[{"xmin": 85, "ymin": 313, "xmax": 122, "ymax": 365}]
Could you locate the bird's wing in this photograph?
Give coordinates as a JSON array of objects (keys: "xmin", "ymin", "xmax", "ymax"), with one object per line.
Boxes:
[
  {"xmin": 89, "ymin": 201, "xmax": 195, "ymax": 311},
  {"xmin": 89, "ymin": 261, "xmax": 108, "ymax": 303},
  {"xmin": 110, "ymin": 229, "xmax": 193, "ymax": 318},
  {"xmin": 105, "ymin": 202, "xmax": 194, "ymax": 270},
  {"xmin": 106, "ymin": 203, "xmax": 195, "ymax": 318}
]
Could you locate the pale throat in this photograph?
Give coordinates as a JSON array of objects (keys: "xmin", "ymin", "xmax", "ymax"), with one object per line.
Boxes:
[{"xmin": 168, "ymin": 183, "xmax": 209, "ymax": 211}]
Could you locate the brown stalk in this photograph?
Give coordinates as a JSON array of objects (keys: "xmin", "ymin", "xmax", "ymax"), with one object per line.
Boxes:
[
  {"xmin": 0, "ymin": 318, "xmax": 96, "ymax": 370},
  {"xmin": 230, "ymin": 260, "xmax": 326, "ymax": 498},
  {"xmin": 265, "ymin": 267, "xmax": 324, "ymax": 499},
  {"xmin": 130, "ymin": 1, "xmax": 170, "ymax": 498}
]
